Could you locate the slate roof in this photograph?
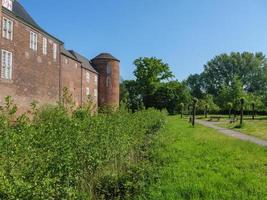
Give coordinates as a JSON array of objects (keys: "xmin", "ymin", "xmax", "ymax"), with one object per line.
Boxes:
[
  {"xmin": 3, "ymin": 0, "xmax": 63, "ymax": 43},
  {"xmin": 69, "ymin": 51, "xmax": 98, "ymax": 74},
  {"xmin": 61, "ymin": 47, "xmax": 78, "ymax": 61},
  {"xmin": 92, "ymin": 53, "xmax": 120, "ymax": 62}
]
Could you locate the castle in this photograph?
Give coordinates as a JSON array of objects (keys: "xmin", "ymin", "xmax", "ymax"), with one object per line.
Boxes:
[{"xmin": 0, "ymin": 0, "xmax": 120, "ymax": 112}]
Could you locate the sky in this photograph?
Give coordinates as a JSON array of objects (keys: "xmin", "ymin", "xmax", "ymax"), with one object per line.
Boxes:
[{"xmin": 20, "ymin": 0, "xmax": 267, "ymax": 81}]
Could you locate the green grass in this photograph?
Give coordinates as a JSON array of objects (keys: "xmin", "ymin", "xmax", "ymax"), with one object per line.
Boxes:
[
  {"xmin": 218, "ymin": 120, "xmax": 267, "ymax": 141},
  {"xmin": 144, "ymin": 116, "xmax": 267, "ymax": 200}
]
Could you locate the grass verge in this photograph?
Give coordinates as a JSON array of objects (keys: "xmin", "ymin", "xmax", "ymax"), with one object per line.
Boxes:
[{"xmin": 141, "ymin": 116, "xmax": 267, "ymax": 200}]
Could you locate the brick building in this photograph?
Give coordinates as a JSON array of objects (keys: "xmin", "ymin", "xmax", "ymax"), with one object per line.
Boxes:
[{"xmin": 0, "ymin": 0, "xmax": 120, "ymax": 112}]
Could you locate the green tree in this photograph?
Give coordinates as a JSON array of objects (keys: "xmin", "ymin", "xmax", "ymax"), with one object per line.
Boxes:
[
  {"xmin": 134, "ymin": 57, "xmax": 174, "ymax": 108},
  {"xmin": 152, "ymin": 81, "xmax": 191, "ymax": 115},
  {"xmin": 185, "ymin": 74, "xmax": 204, "ymax": 99},
  {"xmin": 202, "ymin": 52, "xmax": 267, "ymax": 96},
  {"xmin": 123, "ymin": 80, "xmax": 144, "ymax": 112}
]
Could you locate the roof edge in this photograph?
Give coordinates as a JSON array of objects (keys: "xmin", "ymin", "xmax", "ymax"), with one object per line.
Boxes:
[{"xmin": 2, "ymin": 7, "xmax": 64, "ymax": 44}]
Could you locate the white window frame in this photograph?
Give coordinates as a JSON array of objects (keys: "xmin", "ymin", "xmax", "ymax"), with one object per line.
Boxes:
[
  {"xmin": 94, "ymin": 89, "xmax": 98, "ymax": 98},
  {"xmin": 1, "ymin": 50, "xmax": 12, "ymax": 80},
  {"xmin": 65, "ymin": 58, "xmax": 69, "ymax": 64},
  {"xmin": 53, "ymin": 43, "xmax": 57, "ymax": 60},
  {"xmin": 94, "ymin": 75, "xmax": 98, "ymax": 86},
  {"xmin": 86, "ymin": 87, "xmax": 90, "ymax": 96},
  {"xmin": 30, "ymin": 31, "xmax": 38, "ymax": 51},
  {"xmin": 2, "ymin": 17, "xmax": 13, "ymax": 40},
  {"xmin": 86, "ymin": 72, "xmax": 90, "ymax": 83},
  {"xmin": 42, "ymin": 37, "xmax": 47, "ymax": 55}
]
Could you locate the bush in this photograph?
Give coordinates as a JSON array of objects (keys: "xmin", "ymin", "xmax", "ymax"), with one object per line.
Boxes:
[{"xmin": 0, "ymin": 101, "xmax": 166, "ymax": 199}]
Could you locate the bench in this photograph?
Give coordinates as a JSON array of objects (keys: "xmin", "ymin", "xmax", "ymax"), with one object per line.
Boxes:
[{"xmin": 209, "ymin": 116, "xmax": 221, "ymax": 121}]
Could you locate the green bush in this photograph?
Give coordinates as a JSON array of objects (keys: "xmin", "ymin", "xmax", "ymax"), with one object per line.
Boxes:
[{"xmin": 0, "ymin": 101, "xmax": 166, "ymax": 199}]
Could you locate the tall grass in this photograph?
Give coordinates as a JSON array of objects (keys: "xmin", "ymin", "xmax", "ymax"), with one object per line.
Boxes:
[{"xmin": 0, "ymin": 97, "xmax": 166, "ymax": 199}]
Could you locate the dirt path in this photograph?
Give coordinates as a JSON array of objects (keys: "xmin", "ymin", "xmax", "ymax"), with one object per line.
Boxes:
[{"xmin": 196, "ymin": 120, "xmax": 267, "ymax": 147}]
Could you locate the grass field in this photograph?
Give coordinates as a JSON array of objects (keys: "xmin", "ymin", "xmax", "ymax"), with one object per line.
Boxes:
[
  {"xmin": 144, "ymin": 116, "xmax": 267, "ymax": 200},
  {"xmin": 218, "ymin": 119, "xmax": 267, "ymax": 141}
]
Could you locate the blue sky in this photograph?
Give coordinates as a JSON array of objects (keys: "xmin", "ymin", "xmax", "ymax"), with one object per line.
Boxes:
[{"xmin": 20, "ymin": 0, "xmax": 267, "ymax": 81}]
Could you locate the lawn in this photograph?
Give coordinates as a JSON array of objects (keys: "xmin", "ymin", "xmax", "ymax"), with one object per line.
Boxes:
[
  {"xmin": 143, "ymin": 116, "xmax": 267, "ymax": 200},
  {"xmin": 218, "ymin": 119, "xmax": 267, "ymax": 141}
]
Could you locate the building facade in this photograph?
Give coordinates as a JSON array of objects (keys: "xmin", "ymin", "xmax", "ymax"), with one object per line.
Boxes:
[{"xmin": 0, "ymin": 0, "xmax": 120, "ymax": 112}]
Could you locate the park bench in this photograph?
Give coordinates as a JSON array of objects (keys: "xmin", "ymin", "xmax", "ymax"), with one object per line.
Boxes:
[{"xmin": 209, "ymin": 116, "xmax": 221, "ymax": 121}]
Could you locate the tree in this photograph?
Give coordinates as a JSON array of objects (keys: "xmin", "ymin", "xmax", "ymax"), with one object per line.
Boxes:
[
  {"xmin": 198, "ymin": 94, "xmax": 219, "ymax": 114},
  {"xmin": 122, "ymin": 80, "xmax": 143, "ymax": 112},
  {"xmin": 217, "ymin": 77, "xmax": 245, "ymax": 111},
  {"xmin": 240, "ymin": 97, "xmax": 245, "ymax": 125},
  {"xmin": 133, "ymin": 57, "xmax": 174, "ymax": 108},
  {"xmin": 152, "ymin": 81, "xmax": 191, "ymax": 115},
  {"xmin": 251, "ymin": 101, "xmax": 256, "ymax": 120},
  {"xmin": 192, "ymin": 98, "xmax": 198, "ymax": 126},
  {"xmin": 185, "ymin": 74, "xmax": 204, "ymax": 99},
  {"xmin": 227, "ymin": 102, "xmax": 233, "ymax": 119},
  {"xmin": 202, "ymin": 52, "xmax": 267, "ymax": 97},
  {"xmin": 120, "ymin": 81, "xmax": 129, "ymax": 107},
  {"xmin": 180, "ymin": 103, "xmax": 184, "ymax": 118}
]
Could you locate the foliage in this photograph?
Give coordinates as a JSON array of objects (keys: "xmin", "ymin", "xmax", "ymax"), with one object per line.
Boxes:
[
  {"xmin": 0, "ymin": 98, "xmax": 166, "ymax": 199},
  {"xmin": 197, "ymin": 94, "xmax": 219, "ymax": 113},
  {"xmin": 152, "ymin": 81, "xmax": 191, "ymax": 115},
  {"xmin": 122, "ymin": 80, "xmax": 144, "ymax": 112},
  {"xmin": 133, "ymin": 57, "xmax": 174, "ymax": 108},
  {"xmin": 184, "ymin": 52, "xmax": 267, "ymax": 111},
  {"xmin": 184, "ymin": 74, "xmax": 204, "ymax": 99}
]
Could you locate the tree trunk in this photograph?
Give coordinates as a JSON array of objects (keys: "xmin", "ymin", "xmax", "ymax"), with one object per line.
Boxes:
[
  {"xmin": 240, "ymin": 106, "xmax": 244, "ymax": 125},
  {"xmin": 192, "ymin": 104, "xmax": 196, "ymax": 126}
]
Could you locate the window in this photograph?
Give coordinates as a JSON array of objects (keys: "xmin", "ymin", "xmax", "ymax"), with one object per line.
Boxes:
[
  {"xmin": 94, "ymin": 75, "xmax": 98, "ymax": 85},
  {"xmin": 2, "ymin": 0, "xmax": 13, "ymax": 11},
  {"xmin": 42, "ymin": 37, "xmax": 47, "ymax": 55},
  {"xmin": 107, "ymin": 64, "xmax": 112, "ymax": 74},
  {"xmin": 30, "ymin": 32, "xmax": 38, "ymax": 51},
  {"xmin": 1, "ymin": 50, "xmax": 12, "ymax": 80},
  {"xmin": 94, "ymin": 89, "xmax": 98, "ymax": 98},
  {"xmin": 53, "ymin": 43, "xmax": 57, "ymax": 60},
  {"xmin": 86, "ymin": 72, "xmax": 90, "ymax": 83},
  {"xmin": 106, "ymin": 77, "xmax": 111, "ymax": 87},
  {"xmin": 2, "ymin": 17, "xmax": 13, "ymax": 40},
  {"xmin": 75, "ymin": 63, "xmax": 78, "ymax": 68},
  {"xmin": 65, "ymin": 58, "xmax": 69, "ymax": 64},
  {"xmin": 86, "ymin": 87, "xmax": 90, "ymax": 96}
]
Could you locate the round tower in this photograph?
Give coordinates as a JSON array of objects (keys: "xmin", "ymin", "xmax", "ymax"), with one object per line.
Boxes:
[{"xmin": 91, "ymin": 53, "xmax": 120, "ymax": 108}]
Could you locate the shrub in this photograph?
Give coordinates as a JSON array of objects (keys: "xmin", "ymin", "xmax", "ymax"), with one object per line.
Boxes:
[{"xmin": 0, "ymin": 100, "xmax": 166, "ymax": 199}]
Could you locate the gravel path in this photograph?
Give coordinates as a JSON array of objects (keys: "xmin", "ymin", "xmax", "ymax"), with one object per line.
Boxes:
[{"xmin": 196, "ymin": 120, "xmax": 267, "ymax": 147}]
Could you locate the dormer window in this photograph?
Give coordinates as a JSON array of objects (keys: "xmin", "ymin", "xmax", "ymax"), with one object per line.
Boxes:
[{"xmin": 2, "ymin": 0, "xmax": 13, "ymax": 11}]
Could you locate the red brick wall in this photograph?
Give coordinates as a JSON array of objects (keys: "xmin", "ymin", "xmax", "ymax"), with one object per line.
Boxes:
[
  {"xmin": 60, "ymin": 54, "xmax": 82, "ymax": 107},
  {"xmin": 81, "ymin": 68, "xmax": 98, "ymax": 109},
  {"xmin": 92, "ymin": 59, "xmax": 120, "ymax": 107},
  {"xmin": 0, "ymin": 11, "xmax": 61, "ymax": 112}
]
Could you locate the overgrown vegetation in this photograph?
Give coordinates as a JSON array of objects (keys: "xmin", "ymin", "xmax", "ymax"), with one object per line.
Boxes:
[{"xmin": 0, "ymin": 96, "xmax": 166, "ymax": 199}]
